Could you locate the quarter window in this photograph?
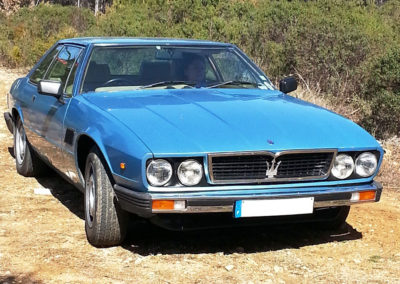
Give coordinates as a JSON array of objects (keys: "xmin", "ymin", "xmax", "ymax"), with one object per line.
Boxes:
[
  {"xmin": 45, "ymin": 45, "xmax": 82, "ymax": 89},
  {"xmin": 29, "ymin": 45, "xmax": 63, "ymax": 84}
]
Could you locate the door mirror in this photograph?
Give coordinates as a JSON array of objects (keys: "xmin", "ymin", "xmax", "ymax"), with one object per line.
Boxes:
[
  {"xmin": 38, "ymin": 80, "xmax": 62, "ymax": 97},
  {"xmin": 279, "ymin": 76, "xmax": 297, "ymax": 94}
]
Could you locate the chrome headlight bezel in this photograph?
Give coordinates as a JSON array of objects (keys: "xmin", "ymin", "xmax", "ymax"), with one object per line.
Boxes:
[
  {"xmin": 329, "ymin": 151, "xmax": 381, "ymax": 180},
  {"xmin": 355, "ymin": 152, "xmax": 378, "ymax": 177}
]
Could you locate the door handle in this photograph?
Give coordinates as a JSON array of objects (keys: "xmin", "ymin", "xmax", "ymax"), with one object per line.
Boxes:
[{"xmin": 32, "ymin": 95, "xmax": 36, "ymax": 102}]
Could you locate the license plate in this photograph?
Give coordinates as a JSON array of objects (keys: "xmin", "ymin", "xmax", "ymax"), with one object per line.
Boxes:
[{"xmin": 234, "ymin": 197, "xmax": 314, "ymax": 218}]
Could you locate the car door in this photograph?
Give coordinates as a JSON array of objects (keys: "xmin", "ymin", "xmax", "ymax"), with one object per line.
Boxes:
[
  {"xmin": 21, "ymin": 45, "xmax": 63, "ymax": 137},
  {"xmin": 28, "ymin": 44, "xmax": 83, "ymax": 168}
]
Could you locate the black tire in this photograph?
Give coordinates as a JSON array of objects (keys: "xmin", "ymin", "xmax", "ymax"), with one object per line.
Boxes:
[
  {"xmin": 314, "ymin": 206, "xmax": 350, "ymax": 229},
  {"xmin": 14, "ymin": 118, "xmax": 47, "ymax": 177},
  {"xmin": 84, "ymin": 146, "xmax": 128, "ymax": 247}
]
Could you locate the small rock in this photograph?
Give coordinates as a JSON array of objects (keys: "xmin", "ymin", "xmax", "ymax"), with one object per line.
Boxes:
[
  {"xmin": 123, "ymin": 257, "xmax": 133, "ymax": 263},
  {"xmin": 247, "ymin": 257, "xmax": 257, "ymax": 265},
  {"xmin": 225, "ymin": 264, "xmax": 234, "ymax": 271},
  {"xmin": 135, "ymin": 257, "xmax": 144, "ymax": 265},
  {"xmin": 274, "ymin": 265, "xmax": 283, "ymax": 273},
  {"xmin": 354, "ymin": 259, "xmax": 361, "ymax": 264},
  {"xmin": 34, "ymin": 187, "xmax": 51, "ymax": 195}
]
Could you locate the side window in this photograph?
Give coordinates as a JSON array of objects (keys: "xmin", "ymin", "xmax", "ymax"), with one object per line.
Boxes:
[
  {"xmin": 29, "ymin": 45, "xmax": 63, "ymax": 84},
  {"xmin": 45, "ymin": 45, "xmax": 82, "ymax": 89}
]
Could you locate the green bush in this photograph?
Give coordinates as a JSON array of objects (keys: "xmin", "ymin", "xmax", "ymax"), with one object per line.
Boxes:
[
  {"xmin": 1, "ymin": 0, "xmax": 400, "ymax": 138},
  {"xmin": 0, "ymin": 4, "xmax": 95, "ymax": 67},
  {"xmin": 362, "ymin": 47, "xmax": 400, "ymax": 138}
]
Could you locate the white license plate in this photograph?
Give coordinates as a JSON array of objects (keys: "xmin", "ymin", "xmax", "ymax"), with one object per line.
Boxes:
[{"xmin": 234, "ymin": 197, "xmax": 314, "ymax": 218}]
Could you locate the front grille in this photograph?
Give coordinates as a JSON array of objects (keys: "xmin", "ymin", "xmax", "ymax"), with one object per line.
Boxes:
[{"xmin": 209, "ymin": 151, "xmax": 335, "ymax": 184}]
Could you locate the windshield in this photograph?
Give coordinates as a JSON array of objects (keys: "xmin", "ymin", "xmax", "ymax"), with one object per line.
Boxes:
[{"xmin": 81, "ymin": 46, "xmax": 273, "ymax": 93}]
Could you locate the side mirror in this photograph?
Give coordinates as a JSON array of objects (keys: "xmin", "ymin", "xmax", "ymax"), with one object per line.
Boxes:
[
  {"xmin": 279, "ymin": 76, "xmax": 297, "ymax": 94},
  {"xmin": 38, "ymin": 80, "xmax": 62, "ymax": 97}
]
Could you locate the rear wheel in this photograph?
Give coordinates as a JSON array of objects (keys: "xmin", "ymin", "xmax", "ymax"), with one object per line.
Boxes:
[
  {"xmin": 14, "ymin": 119, "xmax": 47, "ymax": 177},
  {"xmin": 84, "ymin": 146, "xmax": 128, "ymax": 247}
]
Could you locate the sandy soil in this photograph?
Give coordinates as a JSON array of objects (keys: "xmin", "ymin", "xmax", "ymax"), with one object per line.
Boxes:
[{"xmin": 0, "ymin": 68, "xmax": 400, "ymax": 283}]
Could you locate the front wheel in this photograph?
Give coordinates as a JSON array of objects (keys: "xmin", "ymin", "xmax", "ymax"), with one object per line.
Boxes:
[{"xmin": 84, "ymin": 147, "xmax": 128, "ymax": 247}]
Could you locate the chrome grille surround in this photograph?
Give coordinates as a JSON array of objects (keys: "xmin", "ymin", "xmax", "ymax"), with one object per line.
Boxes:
[{"xmin": 208, "ymin": 149, "xmax": 337, "ymax": 184}]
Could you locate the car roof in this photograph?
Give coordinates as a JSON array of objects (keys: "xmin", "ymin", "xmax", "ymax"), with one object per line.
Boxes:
[{"xmin": 58, "ymin": 37, "xmax": 233, "ymax": 47}]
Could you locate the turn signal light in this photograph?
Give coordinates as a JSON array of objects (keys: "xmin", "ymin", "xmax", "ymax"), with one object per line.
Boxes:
[
  {"xmin": 359, "ymin": 190, "xmax": 376, "ymax": 201},
  {"xmin": 152, "ymin": 200, "xmax": 186, "ymax": 210},
  {"xmin": 351, "ymin": 191, "xmax": 376, "ymax": 202},
  {"xmin": 152, "ymin": 200, "xmax": 174, "ymax": 210}
]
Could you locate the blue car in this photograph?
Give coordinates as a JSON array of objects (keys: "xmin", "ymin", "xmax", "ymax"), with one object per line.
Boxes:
[{"xmin": 4, "ymin": 38, "xmax": 383, "ymax": 247}]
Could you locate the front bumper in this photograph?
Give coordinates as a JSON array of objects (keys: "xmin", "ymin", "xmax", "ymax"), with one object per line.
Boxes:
[{"xmin": 114, "ymin": 181, "xmax": 383, "ymax": 218}]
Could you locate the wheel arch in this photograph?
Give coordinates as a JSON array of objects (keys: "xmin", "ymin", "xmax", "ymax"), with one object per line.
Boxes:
[
  {"xmin": 12, "ymin": 107, "xmax": 23, "ymax": 123},
  {"xmin": 75, "ymin": 133, "xmax": 115, "ymax": 185}
]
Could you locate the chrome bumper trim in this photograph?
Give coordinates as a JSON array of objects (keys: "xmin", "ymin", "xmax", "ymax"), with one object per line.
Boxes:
[{"xmin": 152, "ymin": 199, "xmax": 377, "ymax": 214}]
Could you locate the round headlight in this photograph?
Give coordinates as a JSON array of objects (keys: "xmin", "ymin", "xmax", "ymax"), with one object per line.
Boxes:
[
  {"xmin": 355, "ymin": 152, "xmax": 378, "ymax": 177},
  {"xmin": 177, "ymin": 159, "xmax": 203, "ymax": 186},
  {"xmin": 146, "ymin": 159, "xmax": 173, "ymax": 186},
  {"xmin": 331, "ymin": 154, "xmax": 354, "ymax": 179}
]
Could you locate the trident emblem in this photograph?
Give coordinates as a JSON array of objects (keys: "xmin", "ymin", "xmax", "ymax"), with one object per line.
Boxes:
[{"xmin": 266, "ymin": 158, "xmax": 281, "ymax": 178}]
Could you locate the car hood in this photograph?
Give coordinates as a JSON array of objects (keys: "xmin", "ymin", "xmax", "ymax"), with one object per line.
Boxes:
[{"xmin": 83, "ymin": 88, "xmax": 380, "ymax": 155}]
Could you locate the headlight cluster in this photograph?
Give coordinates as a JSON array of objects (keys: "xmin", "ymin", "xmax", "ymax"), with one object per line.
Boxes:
[
  {"xmin": 146, "ymin": 159, "xmax": 203, "ymax": 186},
  {"xmin": 331, "ymin": 152, "xmax": 378, "ymax": 180}
]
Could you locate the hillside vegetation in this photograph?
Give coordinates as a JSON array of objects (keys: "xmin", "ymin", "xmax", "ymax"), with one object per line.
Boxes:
[{"xmin": 0, "ymin": 0, "xmax": 399, "ymax": 138}]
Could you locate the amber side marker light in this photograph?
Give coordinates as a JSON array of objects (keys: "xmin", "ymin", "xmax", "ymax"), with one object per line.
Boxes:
[
  {"xmin": 152, "ymin": 200, "xmax": 186, "ymax": 211},
  {"xmin": 120, "ymin": 163, "xmax": 126, "ymax": 170},
  {"xmin": 351, "ymin": 191, "xmax": 376, "ymax": 202}
]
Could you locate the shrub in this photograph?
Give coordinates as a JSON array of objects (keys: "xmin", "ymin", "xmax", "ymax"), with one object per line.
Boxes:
[
  {"xmin": 362, "ymin": 47, "xmax": 400, "ymax": 138},
  {"xmin": 1, "ymin": 0, "xmax": 400, "ymax": 137},
  {"xmin": 0, "ymin": 4, "xmax": 95, "ymax": 67}
]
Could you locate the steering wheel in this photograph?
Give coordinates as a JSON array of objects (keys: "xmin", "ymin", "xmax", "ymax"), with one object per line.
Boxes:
[{"xmin": 103, "ymin": 78, "xmax": 133, "ymax": 87}]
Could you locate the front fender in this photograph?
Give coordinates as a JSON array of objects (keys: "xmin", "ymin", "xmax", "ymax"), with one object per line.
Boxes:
[{"xmin": 65, "ymin": 95, "xmax": 153, "ymax": 191}]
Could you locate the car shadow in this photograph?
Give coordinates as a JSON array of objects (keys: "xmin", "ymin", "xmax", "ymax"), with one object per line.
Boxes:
[
  {"xmin": 36, "ymin": 175, "xmax": 85, "ymax": 220},
  {"xmin": 122, "ymin": 219, "xmax": 362, "ymax": 255}
]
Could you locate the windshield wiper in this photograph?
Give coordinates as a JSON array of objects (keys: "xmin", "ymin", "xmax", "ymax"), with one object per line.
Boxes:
[
  {"xmin": 139, "ymin": 80, "xmax": 195, "ymax": 89},
  {"xmin": 206, "ymin": 80, "xmax": 260, "ymax": 89}
]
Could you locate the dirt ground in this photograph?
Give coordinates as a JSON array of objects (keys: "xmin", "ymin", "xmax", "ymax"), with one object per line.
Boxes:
[{"xmin": 0, "ymin": 68, "xmax": 400, "ymax": 284}]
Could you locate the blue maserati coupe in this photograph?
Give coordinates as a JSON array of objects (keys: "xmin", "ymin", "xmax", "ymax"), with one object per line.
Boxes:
[{"xmin": 4, "ymin": 38, "xmax": 383, "ymax": 247}]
